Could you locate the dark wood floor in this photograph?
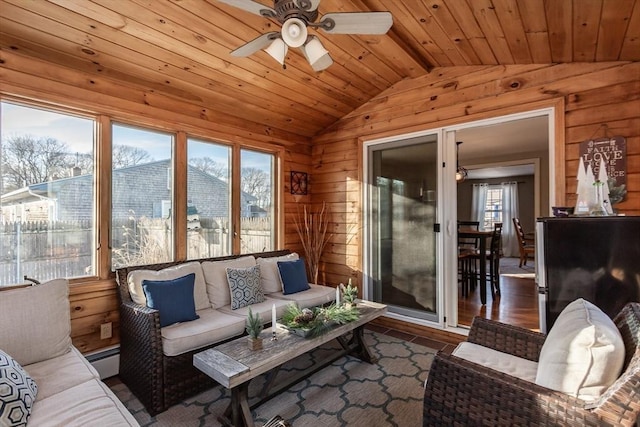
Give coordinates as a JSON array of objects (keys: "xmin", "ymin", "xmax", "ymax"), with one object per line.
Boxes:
[{"xmin": 457, "ymin": 257, "xmax": 540, "ymax": 331}]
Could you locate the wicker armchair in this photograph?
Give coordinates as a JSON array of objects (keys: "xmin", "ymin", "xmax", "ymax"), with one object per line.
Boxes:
[
  {"xmin": 423, "ymin": 302, "xmax": 640, "ymax": 426},
  {"xmin": 115, "ymin": 250, "xmax": 290, "ymax": 416}
]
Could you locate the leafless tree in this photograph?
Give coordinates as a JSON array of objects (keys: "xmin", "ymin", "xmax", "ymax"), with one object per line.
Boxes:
[
  {"xmin": 189, "ymin": 157, "xmax": 228, "ymax": 180},
  {"xmin": 241, "ymin": 167, "xmax": 270, "ymax": 208},
  {"xmin": 112, "ymin": 144, "xmax": 152, "ymax": 168},
  {"xmin": 1, "ymin": 134, "xmax": 70, "ymax": 191}
]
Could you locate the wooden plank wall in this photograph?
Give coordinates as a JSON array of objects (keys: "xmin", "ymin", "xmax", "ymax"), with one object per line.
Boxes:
[
  {"xmin": 311, "ymin": 63, "xmax": 640, "ymax": 325},
  {"xmin": 1, "ymin": 52, "xmax": 312, "ymax": 354}
]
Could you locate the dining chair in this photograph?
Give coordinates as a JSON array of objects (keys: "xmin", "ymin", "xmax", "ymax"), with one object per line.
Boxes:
[
  {"xmin": 513, "ymin": 217, "xmax": 535, "ymax": 267},
  {"xmin": 457, "ymin": 221, "xmax": 480, "ymax": 297},
  {"xmin": 470, "ymin": 222, "xmax": 503, "ymax": 297}
]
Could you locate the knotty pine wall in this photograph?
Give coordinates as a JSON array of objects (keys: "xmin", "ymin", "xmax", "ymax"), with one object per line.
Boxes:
[
  {"xmin": 1, "ymin": 52, "xmax": 312, "ymax": 354},
  {"xmin": 311, "ymin": 63, "xmax": 640, "ymax": 335}
]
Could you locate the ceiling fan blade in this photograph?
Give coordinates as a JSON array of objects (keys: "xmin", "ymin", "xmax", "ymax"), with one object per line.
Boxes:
[
  {"xmin": 216, "ymin": 0, "xmax": 276, "ymax": 18},
  {"xmin": 319, "ymin": 12, "xmax": 393, "ymax": 34},
  {"xmin": 231, "ymin": 32, "xmax": 280, "ymax": 57}
]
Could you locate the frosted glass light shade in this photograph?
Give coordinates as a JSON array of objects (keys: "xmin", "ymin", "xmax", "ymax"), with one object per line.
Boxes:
[
  {"xmin": 282, "ymin": 18, "xmax": 308, "ymax": 47},
  {"xmin": 265, "ymin": 38, "xmax": 288, "ymax": 65},
  {"xmin": 302, "ymin": 36, "xmax": 333, "ymax": 71}
]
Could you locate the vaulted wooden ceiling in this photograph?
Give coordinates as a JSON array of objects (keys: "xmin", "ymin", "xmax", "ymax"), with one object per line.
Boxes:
[{"xmin": 1, "ymin": 0, "xmax": 638, "ymax": 140}]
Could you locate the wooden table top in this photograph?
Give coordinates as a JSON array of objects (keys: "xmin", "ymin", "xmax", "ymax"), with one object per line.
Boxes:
[{"xmin": 193, "ymin": 300, "xmax": 387, "ymax": 389}]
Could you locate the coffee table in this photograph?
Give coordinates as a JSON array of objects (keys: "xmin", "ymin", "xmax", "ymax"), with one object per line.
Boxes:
[{"xmin": 193, "ymin": 300, "xmax": 387, "ymax": 427}]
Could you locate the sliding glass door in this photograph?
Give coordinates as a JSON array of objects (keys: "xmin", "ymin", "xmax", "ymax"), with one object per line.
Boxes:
[{"xmin": 366, "ymin": 134, "xmax": 439, "ymax": 321}]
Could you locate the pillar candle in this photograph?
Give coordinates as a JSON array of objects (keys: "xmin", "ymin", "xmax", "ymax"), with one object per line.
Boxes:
[
  {"xmin": 336, "ymin": 286, "xmax": 340, "ymax": 306},
  {"xmin": 272, "ymin": 304, "xmax": 277, "ymax": 329}
]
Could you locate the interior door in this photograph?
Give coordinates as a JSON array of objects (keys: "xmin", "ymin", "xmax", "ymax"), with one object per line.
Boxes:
[{"xmin": 366, "ymin": 134, "xmax": 439, "ymax": 321}]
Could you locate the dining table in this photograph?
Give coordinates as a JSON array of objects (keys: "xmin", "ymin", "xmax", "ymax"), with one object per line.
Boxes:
[{"xmin": 458, "ymin": 228, "xmax": 494, "ymax": 305}]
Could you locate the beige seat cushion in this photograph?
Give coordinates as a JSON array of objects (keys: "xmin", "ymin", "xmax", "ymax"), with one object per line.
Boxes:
[
  {"xmin": 0, "ymin": 279, "xmax": 71, "ymax": 366},
  {"xmin": 267, "ymin": 284, "xmax": 335, "ymax": 309},
  {"xmin": 218, "ymin": 296, "xmax": 292, "ymax": 324},
  {"xmin": 535, "ymin": 298, "xmax": 625, "ymax": 401},
  {"xmin": 202, "ymin": 256, "xmax": 256, "ymax": 309},
  {"xmin": 160, "ymin": 308, "xmax": 246, "ymax": 356},
  {"xmin": 25, "ymin": 347, "xmax": 99, "ymax": 400},
  {"xmin": 257, "ymin": 252, "xmax": 299, "ymax": 293},
  {"xmin": 127, "ymin": 261, "xmax": 210, "ymax": 311},
  {"xmin": 452, "ymin": 341, "xmax": 538, "ymax": 383}
]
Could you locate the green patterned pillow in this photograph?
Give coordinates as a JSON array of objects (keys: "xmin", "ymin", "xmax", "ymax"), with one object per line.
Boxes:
[
  {"xmin": 0, "ymin": 349, "xmax": 38, "ymax": 427},
  {"xmin": 226, "ymin": 264, "xmax": 265, "ymax": 310}
]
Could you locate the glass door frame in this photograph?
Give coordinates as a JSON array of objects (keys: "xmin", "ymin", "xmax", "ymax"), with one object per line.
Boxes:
[{"xmin": 362, "ymin": 128, "xmax": 449, "ymax": 329}]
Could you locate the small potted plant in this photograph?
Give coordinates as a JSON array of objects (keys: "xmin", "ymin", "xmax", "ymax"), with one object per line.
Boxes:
[
  {"xmin": 341, "ymin": 279, "xmax": 358, "ymax": 309},
  {"xmin": 246, "ymin": 308, "xmax": 264, "ymax": 350}
]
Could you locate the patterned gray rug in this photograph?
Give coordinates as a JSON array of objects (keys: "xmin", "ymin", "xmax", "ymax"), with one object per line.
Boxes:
[{"xmin": 109, "ymin": 330, "xmax": 437, "ymax": 427}]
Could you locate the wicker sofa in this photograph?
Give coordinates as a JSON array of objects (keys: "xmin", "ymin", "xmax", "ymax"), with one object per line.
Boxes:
[
  {"xmin": 423, "ymin": 301, "xmax": 640, "ymax": 426},
  {"xmin": 115, "ymin": 249, "xmax": 336, "ymax": 416}
]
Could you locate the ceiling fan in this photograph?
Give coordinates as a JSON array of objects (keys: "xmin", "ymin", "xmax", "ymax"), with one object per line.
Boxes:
[{"xmin": 217, "ymin": 0, "xmax": 393, "ymax": 71}]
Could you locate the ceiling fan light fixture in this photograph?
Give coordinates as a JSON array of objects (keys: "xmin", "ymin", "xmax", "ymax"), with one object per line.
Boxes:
[
  {"xmin": 301, "ymin": 36, "xmax": 333, "ymax": 71},
  {"xmin": 265, "ymin": 38, "xmax": 288, "ymax": 65},
  {"xmin": 282, "ymin": 17, "xmax": 308, "ymax": 47},
  {"xmin": 455, "ymin": 141, "xmax": 468, "ymax": 183}
]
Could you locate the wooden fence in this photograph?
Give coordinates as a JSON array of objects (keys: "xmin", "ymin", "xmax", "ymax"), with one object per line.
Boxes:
[{"xmin": 0, "ymin": 217, "xmax": 272, "ymax": 286}]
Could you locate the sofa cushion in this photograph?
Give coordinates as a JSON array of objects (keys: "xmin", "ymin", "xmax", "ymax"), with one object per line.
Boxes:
[
  {"xmin": 0, "ymin": 279, "xmax": 71, "ymax": 366},
  {"xmin": 28, "ymin": 377, "xmax": 138, "ymax": 427},
  {"xmin": 160, "ymin": 308, "xmax": 247, "ymax": 356},
  {"xmin": 535, "ymin": 298, "xmax": 625, "ymax": 401},
  {"xmin": 142, "ymin": 273, "xmax": 199, "ymax": 328},
  {"xmin": 267, "ymin": 284, "xmax": 336, "ymax": 309},
  {"xmin": 202, "ymin": 256, "xmax": 256, "ymax": 309},
  {"xmin": 257, "ymin": 252, "xmax": 299, "ymax": 293},
  {"xmin": 0, "ymin": 349, "xmax": 38, "ymax": 427},
  {"xmin": 127, "ymin": 261, "xmax": 210, "ymax": 311},
  {"xmin": 226, "ymin": 265, "xmax": 265, "ymax": 310},
  {"xmin": 278, "ymin": 259, "xmax": 311, "ymax": 295},
  {"xmin": 219, "ymin": 296, "xmax": 291, "ymax": 324},
  {"xmin": 24, "ymin": 347, "xmax": 98, "ymax": 401},
  {"xmin": 452, "ymin": 342, "xmax": 538, "ymax": 383}
]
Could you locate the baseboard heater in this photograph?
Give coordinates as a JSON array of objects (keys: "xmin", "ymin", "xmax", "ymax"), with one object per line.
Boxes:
[{"xmin": 85, "ymin": 346, "xmax": 120, "ymax": 380}]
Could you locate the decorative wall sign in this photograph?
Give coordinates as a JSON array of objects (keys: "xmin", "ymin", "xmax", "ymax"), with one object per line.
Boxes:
[
  {"xmin": 290, "ymin": 171, "xmax": 308, "ymax": 195},
  {"xmin": 579, "ymin": 136, "xmax": 627, "ymax": 204}
]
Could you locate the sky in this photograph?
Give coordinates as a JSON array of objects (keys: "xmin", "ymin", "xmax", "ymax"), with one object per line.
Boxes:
[{"xmin": 1, "ymin": 101, "xmax": 271, "ymax": 172}]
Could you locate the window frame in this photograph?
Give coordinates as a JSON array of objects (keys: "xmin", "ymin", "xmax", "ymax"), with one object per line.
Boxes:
[{"xmin": 0, "ymin": 96, "xmax": 284, "ymax": 285}]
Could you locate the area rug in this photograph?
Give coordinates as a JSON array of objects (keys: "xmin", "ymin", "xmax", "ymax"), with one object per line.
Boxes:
[
  {"xmin": 499, "ymin": 257, "xmax": 535, "ymax": 279},
  {"xmin": 109, "ymin": 330, "xmax": 437, "ymax": 427}
]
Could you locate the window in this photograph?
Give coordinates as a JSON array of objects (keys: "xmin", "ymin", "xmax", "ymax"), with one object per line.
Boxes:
[
  {"xmin": 483, "ymin": 186, "xmax": 503, "ymax": 230},
  {"xmin": 0, "ymin": 102, "xmax": 96, "ymax": 286},
  {"xmin": 240, "ymin": 149, "xmax": 275, "ymax": 254},
  {"xmin": 111, "ymin": 124, "xmax": 173, "ymax": 269},
  {"xmin": 186, "ymin": 138, "xmax": 231, "ymax": 259}
]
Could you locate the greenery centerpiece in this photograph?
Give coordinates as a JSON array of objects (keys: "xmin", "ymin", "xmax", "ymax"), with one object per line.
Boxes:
[
  {"xmin": 246, "ymin": 308, "xmax": 264, "ymax": 350},
  {"xmin": 340, "ymin": 279, "xmax": 358, "ymax": 308},
  {"xmin": 281, "ymin": 303, "xmax": 359, "ymax": 338}
]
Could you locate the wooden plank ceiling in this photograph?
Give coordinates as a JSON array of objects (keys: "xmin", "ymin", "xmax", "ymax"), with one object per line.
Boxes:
[{"xmin": 1, "ymin": 0, "xmax": 638, "ymax": 141}]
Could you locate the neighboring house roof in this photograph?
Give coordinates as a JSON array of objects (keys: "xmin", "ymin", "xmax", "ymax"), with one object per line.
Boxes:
[{"xmin": 1, "ymin": 159, "xmax": 260, "ymax": 220}]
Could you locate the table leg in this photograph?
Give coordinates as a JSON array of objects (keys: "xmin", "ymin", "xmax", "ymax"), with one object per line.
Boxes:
[
  {"xmin": 220, "ymin": 383, "xmax": 254, "ymax": 427},
  {"xmin": 479, "ymin": 237, "xmax": 487, "ymax": 305},
  {"xmin": 351, "ymin": 326, "xmax": 378, "ymax": 364}
]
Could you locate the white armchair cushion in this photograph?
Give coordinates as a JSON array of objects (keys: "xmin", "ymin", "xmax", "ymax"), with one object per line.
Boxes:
[
  {"xmin": 452, "ymin": 341, "xmax": 538, "ymax": 383},
  {"xmin": 535, "ymin": 298, "xmax": 625, "ymax": 401},
  {"xmin": 127, "ymin": 261, "xmax": 210, "ymax": 311},
  {"xmin": 0, "ymin": 279, "xmax": 71, "ymax": 366}
]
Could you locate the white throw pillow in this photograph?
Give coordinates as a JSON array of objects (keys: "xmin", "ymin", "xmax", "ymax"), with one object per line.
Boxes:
[
  {"xmin": 257, "ymin": 252, "xmax": 299, "ymax": 293},
  {"xmin": 535, "ymin": 298, "xmax": 625, "ymax": 401},
  {"xmin": 0, "ymin": 279, "xmax": 71, "ymax": 366},
  {"xmin": 127, "ymin": 261, "xmax": 210, "ymax": 311},
  {"xmin": 202, "ymin": 256, "xmax": 256, "ymax": 308}
]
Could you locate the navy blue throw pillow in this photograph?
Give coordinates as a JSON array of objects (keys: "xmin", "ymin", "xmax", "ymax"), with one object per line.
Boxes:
[
  {"xmin": 277, "ymin": 259, "xmax": 311, "ymax": 295},
  {"xmin": 142, "ymin": 273, "xmax": 199, "ymax": 327}
]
